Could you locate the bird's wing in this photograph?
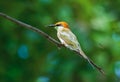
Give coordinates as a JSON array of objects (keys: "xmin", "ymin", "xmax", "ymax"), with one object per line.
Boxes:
[{"xmin": 58, "ymin": 29, "xmax": 80, "ymax": 50}]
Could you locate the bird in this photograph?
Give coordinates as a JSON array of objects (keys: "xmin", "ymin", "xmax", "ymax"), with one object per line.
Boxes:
[{"xmin": 48, "ymin": 21, "xmax": 104, "ymax": 75}]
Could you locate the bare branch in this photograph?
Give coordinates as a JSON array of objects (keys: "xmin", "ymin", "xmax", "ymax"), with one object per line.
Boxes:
[
  {"xmin": 0, "ymin": 12, "xmax": 105, "ymax": 75},
  {"xmin": 0, "ymin": 12, "xmax": 61, "ymax": 46},
  {"xmin": 74, "ymin": 50, "xmax": 105, "ymax": 75}
]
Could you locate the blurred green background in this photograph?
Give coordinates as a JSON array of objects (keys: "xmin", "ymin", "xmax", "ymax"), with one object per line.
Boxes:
[{"xmin": 0, "ymin": 0, "xmax": 120, "ymax": 82}]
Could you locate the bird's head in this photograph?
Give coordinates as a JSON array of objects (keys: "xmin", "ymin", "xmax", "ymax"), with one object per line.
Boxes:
[{"xmin": 48, "ymin": 21, "xmax": 69, "ymax": 30}]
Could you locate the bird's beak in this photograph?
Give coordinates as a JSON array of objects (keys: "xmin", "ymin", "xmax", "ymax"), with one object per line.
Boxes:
[{"xmin": 47, "ymin": 24, "xmax": 56, "ymax": 27}]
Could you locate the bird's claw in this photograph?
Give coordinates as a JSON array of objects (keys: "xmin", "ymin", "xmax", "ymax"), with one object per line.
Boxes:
[{"xmin": 57, "ymin": 43, "xmax": 64, "ymax": 49}]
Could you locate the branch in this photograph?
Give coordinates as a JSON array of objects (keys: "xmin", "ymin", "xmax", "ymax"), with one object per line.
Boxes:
[
  {"xmin": 0, "ymin": 12, "xmax": 105, "ymax": 75},
  {"xmin": 0, "ymin": 12, "xmax": 61, "ymax": 46}
]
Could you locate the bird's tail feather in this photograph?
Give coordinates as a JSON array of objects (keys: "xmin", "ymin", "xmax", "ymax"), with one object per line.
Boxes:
[{"xmin": 77, "ymin": 49, "xmax": 105, "ymax": 75}]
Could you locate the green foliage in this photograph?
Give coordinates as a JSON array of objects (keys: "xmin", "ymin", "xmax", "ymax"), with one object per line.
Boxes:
[{"xmin": 0, "ymin": 0, "xmax": 120, "ymax": 82}]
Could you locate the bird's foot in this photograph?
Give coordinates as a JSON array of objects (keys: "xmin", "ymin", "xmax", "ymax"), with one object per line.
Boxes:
[{"xmin": 57, "ymin": 43, "xmax": 64, "ymax": 50}]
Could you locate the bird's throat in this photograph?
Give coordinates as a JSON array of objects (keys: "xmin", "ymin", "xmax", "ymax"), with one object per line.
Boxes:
[{"xmin": 55, "ymin": 26, "xmax": 64, "ymax": 31}]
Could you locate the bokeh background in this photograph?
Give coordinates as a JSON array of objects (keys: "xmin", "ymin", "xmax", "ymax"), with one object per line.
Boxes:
[{"xmin": 0, "ymin": 0, "xmax": 120, "ymax": 82}]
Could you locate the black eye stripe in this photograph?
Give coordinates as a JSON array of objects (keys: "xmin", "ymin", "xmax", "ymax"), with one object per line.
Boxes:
[{"xmin": 56, "ymin": 24, "xmax": 61, "ymax": 26}]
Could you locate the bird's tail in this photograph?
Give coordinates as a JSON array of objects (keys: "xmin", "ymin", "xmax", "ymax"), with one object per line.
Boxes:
[{"xmin": 76, "ymin": 49, "xmax": 105, "ymax": 75}]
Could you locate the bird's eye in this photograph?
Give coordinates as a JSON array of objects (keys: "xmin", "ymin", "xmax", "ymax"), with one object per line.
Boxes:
[{"xmin": 56, "ymin": 24, "xmax": 61, "ymax": 26}]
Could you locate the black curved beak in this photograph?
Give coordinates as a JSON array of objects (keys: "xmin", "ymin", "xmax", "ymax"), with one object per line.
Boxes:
[{"xmin": 47, "ymin": 24, "xmax": 56, "ymax": 27}]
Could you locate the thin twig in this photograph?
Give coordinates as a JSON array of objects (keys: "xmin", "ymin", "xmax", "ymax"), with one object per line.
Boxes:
[
  {"xmin": 0, "ymin": 12, "xmax": 61, "ymax": 46},
  {"xmin": 0, "ymin": 12, "xmax": 105, "ymax": 75},
  {"xmin": 74, "ymin": 50, "xmax": 105, "ymax": 75}
]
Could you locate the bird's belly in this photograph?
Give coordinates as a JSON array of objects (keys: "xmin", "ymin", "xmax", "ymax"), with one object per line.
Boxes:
[{"xmin": 57, "ymin": 32, "xmax": 79, "ymax": 50}]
